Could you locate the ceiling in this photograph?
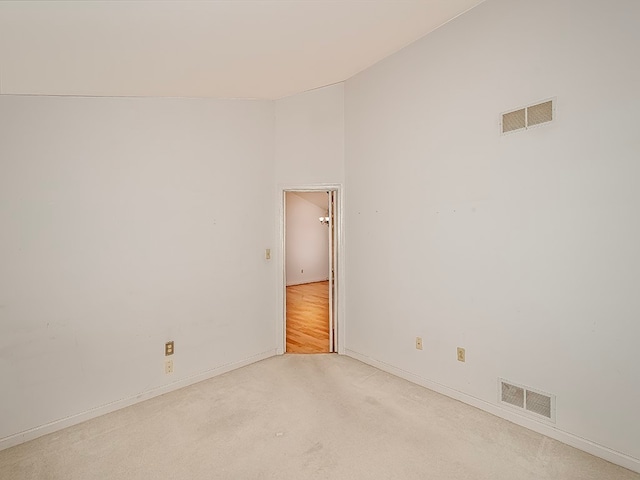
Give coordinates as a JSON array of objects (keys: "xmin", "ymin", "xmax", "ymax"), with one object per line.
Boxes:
[{"xmin": 0, "ymin": 0, "xmax": 485, "ymax": 100}]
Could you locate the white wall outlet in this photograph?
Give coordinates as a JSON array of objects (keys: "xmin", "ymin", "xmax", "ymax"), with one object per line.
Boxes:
[
  {"xmin": 457, "ymin": 347, "xmax": 466, "ymax": 363},
  {"xmin": 416, "ymin": 337, "xmax": 423, "ymax": 350},
  {"xmin": 165, "ymin": 359, "xmax": 174, "ymax": 374}
]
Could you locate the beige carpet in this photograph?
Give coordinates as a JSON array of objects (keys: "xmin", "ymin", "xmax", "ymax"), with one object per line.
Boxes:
[{"xmin": 1, "ymin": 354, "xmax": 638, "ymax": 480}]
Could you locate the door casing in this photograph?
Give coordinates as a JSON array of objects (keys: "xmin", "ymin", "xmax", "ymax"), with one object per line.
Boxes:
[{"xmin": 277, "ymin": 184, "xmax": 344, "ymax": 354}]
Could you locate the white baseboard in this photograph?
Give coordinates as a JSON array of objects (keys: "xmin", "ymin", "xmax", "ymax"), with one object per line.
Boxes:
[
  {"xmin": 0, "ymin": 349, "xmax": 278, "ymax": 452},
  {"xmin": 286, "ymin": 277, "xmax": 329, "ymax": 287},
  {"xmin": 345, "ymin": 349, "xmax": 640, "ymax": 474}
]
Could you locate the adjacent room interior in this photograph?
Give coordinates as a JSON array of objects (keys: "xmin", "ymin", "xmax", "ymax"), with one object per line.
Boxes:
[
  {"xmin": 284, "ymin": 191, "xmax": 333, "ymax": 354},
  {"xmin": 1, "ymin": 0, "xmax": 639, "ymax": 477}
]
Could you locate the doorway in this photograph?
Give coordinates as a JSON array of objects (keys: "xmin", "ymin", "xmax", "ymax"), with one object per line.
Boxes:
[{"xmin": 279, "ymin": 186, "xmax": 341, "ymax": 354}]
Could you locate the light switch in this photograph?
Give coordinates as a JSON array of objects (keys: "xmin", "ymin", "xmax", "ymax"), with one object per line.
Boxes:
[{"xmin": 265, "ymin": 248, "xmax": 271, "ymax": 260}]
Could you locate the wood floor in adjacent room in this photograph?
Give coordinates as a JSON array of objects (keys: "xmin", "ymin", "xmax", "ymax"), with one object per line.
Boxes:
[{"xmin": 286, "ymin": 280, "xmax": 330, "ymax": 353}]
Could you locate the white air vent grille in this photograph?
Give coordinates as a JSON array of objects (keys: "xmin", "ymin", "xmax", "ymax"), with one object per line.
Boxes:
[
  {"xmin": 525, "ymin": 390, "xmax": 552, "ymax": 418},
  {"xmin": 501, "ymin": 98, "xmax": 555, "ymax": 134},
  {"xmin": 499, "ymin": 379, "xmax": 555, "ymax": 422},
  {"xmin": 501, "ymin": 382, "xmax": 524, "ymax": 408},
  {"xmin": 502, "ymin": 109, "xmax": 526, "ymax": 133},
  {"xmin": 527, "ymin": 100, "xmax": 553, "ymax": 126}
]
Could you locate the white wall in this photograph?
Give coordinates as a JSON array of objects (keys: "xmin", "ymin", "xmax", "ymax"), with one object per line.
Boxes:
[
  {"xmin": 275, "ymin": 84, "xmax": 345, "ymax": 186},
  {"xmin": 345, "ymin": 0, "xmax": 640, "ymax": 470},
  {"xmin": 285, "ymin": 192, "xmax": 329, "ymax": 286},
  {"xmin": 0, "ymin": 95, "xmax": 277, "ymax": 446},
  {"xmin": 0, "ymin": 76, "xmax": 347, "ymax": 446}
]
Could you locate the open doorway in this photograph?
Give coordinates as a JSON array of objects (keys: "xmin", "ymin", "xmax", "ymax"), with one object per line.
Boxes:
[{"xmin": 281, "ymin": 187, "xmax": 340, "ymax": 354}]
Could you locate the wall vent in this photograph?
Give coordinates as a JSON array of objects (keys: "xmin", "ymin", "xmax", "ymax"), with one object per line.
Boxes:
[
  {"xmin": 525, "ymin": 390, "xmax": 552, "ymax": 418},
  {"xmin": 501, "ymin": 98, "xmax": 555, "ymax": 134},
  {"xmin": 501, "ymin": 381, "xmax": 524, "ymax": 408},
  {"xmin": 502, "ymin": 108, "xmax": 526, "ymax": 133},
  {"xmin": 499, "ymin": 379, "xmax": 555, "ymax": 422}
]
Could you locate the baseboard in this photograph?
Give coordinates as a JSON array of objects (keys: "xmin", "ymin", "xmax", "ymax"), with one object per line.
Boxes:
[
  {"xmin": 0, "ymin": 349, "xmax": 278, "ymax": 452},
  {"xmin": 286, "ymin": 277, "xmax": 329, "ymax": 287},
  {"xmin": 345, "ymin": 349, "xmax": 640, "ymax": 474}
]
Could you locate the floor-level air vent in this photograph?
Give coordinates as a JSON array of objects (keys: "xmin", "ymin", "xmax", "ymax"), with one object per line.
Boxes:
[
  {"xmin": 501, "ymin": 381, "xmax": 524, "ymax": 408},
  {"xmin": 499, "ymin": 379, "xmax": 555, "ymax": 422},
  {"xmin": 501, "ymin": 98, "xmax": 555, "ymax": 134}
]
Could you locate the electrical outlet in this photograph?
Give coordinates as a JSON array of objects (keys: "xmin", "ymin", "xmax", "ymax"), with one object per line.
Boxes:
[
  {"xmin": 165, "ymin": 341, "xmax": 174, "ymax": 356},
  {"xmin": 457, "ymin": 347, "xmax": 466, "ymax": 363},
  {"xmin": 415, "ymin": 337, "xmax": 423, "ymax": 350},
  {"xmin": 165, "ymin": 359, "xmax": 174, "ymax": 374}
]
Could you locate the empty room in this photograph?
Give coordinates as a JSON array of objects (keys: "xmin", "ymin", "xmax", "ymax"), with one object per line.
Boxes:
[{"xmin": 1, "ymin": 0, "xmax": 639, "ymax": 478}]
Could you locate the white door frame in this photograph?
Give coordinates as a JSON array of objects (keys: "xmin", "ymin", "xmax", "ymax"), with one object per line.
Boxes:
[{"xmin": 277, "ymin": 184, "xmax": 345, "ymax": 355}]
